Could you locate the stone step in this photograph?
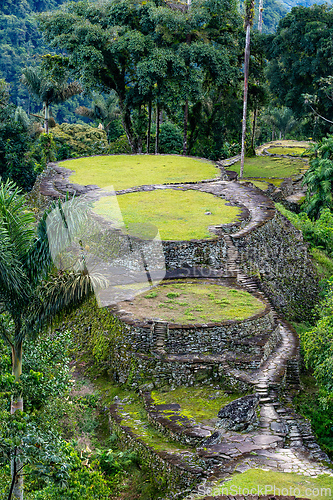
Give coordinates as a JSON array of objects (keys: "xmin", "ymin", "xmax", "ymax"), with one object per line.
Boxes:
[{"xmin": 259, "ymin": 397, "xmax": 272, "ymax": 403}]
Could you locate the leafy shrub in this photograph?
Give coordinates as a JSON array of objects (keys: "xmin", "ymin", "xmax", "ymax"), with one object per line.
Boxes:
[
  {"xmin": 52, "ymin": 124, "xmax": 109, "ymax": 159},
  {"xmin": 20, "ymin": 330, "xmax": 73, "ymax": 411},
  {"xmin": 191, "ymin": 138, "xmax": 240, "ymax": 161},
  {"xmin": 0, "ymin": 330, "xmax": 73, "ymax": 412},
  {"xmin": 26, "ymin": 448, "xmax": 113, "ymax": 500},
  {"xmin": 159, "ymin": 122, "xmax": 182, "ymax": 154},
  {"xmin": 276, "ymin": 204, "xmax": 333, "ymax": 257},
  {"xmin": 0, "ymin": 121, "xmax": 37, "ymax": 190},
  {"xmin": 295, "ymin": 389, "xmax": 333, "ymax": 457},
  {"xmin": 96, "ymin": 448, "xmax": 138, "ymax": 476},
  {"xmin": 38, "ymin": 132, "xmax": 56, "ymax": 167},
  {"xmin": 60, "ymin": 297, "xmax": 130, "ymax": 378},
  {"xmin": 109, "ymin": 134, "xmax": 131, "ymax": 154}
]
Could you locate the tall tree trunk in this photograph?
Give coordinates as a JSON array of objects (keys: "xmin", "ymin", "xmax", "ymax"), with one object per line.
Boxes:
[
  {"xmin": 183, "ymin": 99, "xmax": 189, "ymax": 155},
  {"xmin": 258, "ymin": 0, "xmax": 263, "ymax": 33},
  {"xmin": 137, "ymin": 106, "xmax": 142, "ymax": 154},
  {"xmin": 11, "ymin": 341, "xmax": 23, "ymax": 500},
  {"xmin": 251, "ymin": 106, "xmax": 257, "ymax": 153},
  {"xmin": 155, "ymin": 103, "xmax": 160, "ymax": 154},
  {"xmin": 240, "ymin": 23, "xmax": 251, "ymax": 179},
  {"xmin": 119, "ymin": 100, "xmax": 137, "ymax": 153},
  {"xmin": 44, "ymin": 101, "xmax": 49, "ymax": 134},
  {"xmin": 240, "ymin": 1, "xmax": 254, "ymax": 179},
  {"xmin": 147, "ymin": 101, "xmax": 152, "ymax": 153},
  {"xmin": 11, "ymin": 342, "xmax": 23, "ymax": 413},
  {"xmin": 182, "ymin": 30, "xmax": 192, "ymax": 156}
]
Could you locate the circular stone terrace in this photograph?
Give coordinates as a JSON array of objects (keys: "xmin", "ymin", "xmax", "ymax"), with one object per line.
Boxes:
[
  {"xmin": 40, "ymin": 154, "xmax": 275, "ymax": 272},
  {"xmin": 115, "ymin": 279, "xmax": 266, "ymax": 325},
  {"xmin": 110, "ymin": 278, "xmax": 276, "ymax": 372}
]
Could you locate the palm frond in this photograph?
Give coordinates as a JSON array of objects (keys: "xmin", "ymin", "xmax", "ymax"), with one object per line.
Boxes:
[
  {"xmin": 0, "ymin": 179, "xmax": 36, "ymax": 263},
  {"xmin": 23, "ymin": 271, "xmax": 95, "ymax": 341},
  {"xmin": 0, "ymin": 225, "xmax": 31, "ymax": 304},
  {"xmin": 21, "ymin": 67, "xmax": 43, "ymax": 100},
  {"xmin": 26, "ymin": 207, "xmax": 54, "ymax": 285}
]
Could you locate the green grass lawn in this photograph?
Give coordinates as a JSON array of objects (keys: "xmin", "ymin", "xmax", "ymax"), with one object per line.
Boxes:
[
  {"xmin": 228, "ymin": 156, "xmax": 308, "ymax": 179},
  {"xmin": 118, "ymin": 280, "xmax": 265, "ymax": 324},
  {"xmin": 198, "ymin": 469, "xmax": 333, "ymax": 500},
  {"xmin": 93, "ymin": 189, "xmax": 241, "ymax": 240},
  {"xmin": 151, "ymin": 386, "xmax": 240, "ymax": 423},
  {"xmin": 267, "ymin": 146, "xmax": 310, "ymax": 156},
  {"xmin": 61, "ymin": 154, "xmax": 219, "ymax": 190}
]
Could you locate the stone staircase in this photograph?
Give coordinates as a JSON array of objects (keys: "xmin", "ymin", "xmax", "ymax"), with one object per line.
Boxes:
[{"xmin": 154, "ymin": 320, "xmax": 168, "ymax": 355}]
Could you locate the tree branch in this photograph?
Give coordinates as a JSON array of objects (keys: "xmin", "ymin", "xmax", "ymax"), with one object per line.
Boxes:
[{"xmin": 307, "ymin": 103, "xmax": 333, "ymax": 124}]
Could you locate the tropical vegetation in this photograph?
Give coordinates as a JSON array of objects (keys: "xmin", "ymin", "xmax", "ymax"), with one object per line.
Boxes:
[{"xmin": 2, "ymin": 0, "xmax": 333, "ymax": 497}]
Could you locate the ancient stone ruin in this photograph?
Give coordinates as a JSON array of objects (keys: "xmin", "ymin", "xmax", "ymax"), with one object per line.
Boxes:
[{"xmin": 38, "ymin": 156, "xmax": 331, "ymax": 499}]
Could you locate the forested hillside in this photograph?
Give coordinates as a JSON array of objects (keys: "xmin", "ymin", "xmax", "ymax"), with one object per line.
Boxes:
[
  {"xmin": 0, "ymin": 0, "xmax": 288, "ymax": 112},
  {"xmin": 0, "ymin": 0, "xmax": 81, "ymax": 117},
  {"xmin": 281, "ymin": 0, "xmax": 332, "ymax": 10}
]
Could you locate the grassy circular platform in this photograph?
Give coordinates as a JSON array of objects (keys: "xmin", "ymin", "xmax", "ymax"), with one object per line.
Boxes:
[
  {"xmin": 61, "ymin": 154, "xmax": 219, "ymax": 190},
  {"xmin": 93, "ymin": 189, "xmax": 241, "ymax": 240},
  {"xmin": 118, "ymin": 281, "xmax": 266, "ymax": 324},
  {"xmin": 227, "ymin": 155, "xmax": 308, "ymax": 179},
  {"xmin": 267, "ymin": 146, "xmax": 309, "ymax": 156}
]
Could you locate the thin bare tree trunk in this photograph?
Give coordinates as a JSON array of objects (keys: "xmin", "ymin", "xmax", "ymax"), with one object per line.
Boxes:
[
  {"xmin": 182, "ymin": 99, "xmax": 189, "ymax": 155},
  {"xmin": 240, "ymin": 23, "xmax": 251, "ymax": 179},
  {"xmin": 137, "ymin": 106, "xmax": 142, "ymax": 154},
  {"xmin": 182, "ymin": 26, "xmax": 192, "ymax": 156},
  {"xmin": 251, "ymin": 107, "xmax": 257, "ymax": 153},
  {"xmin": 44, "ymin": 102, "xmax": 49, "ymax": 134},
  {"xmin": 11, "ymin": 341, "xmax": 23, "ymax": 500},
  {"xmin": 147, "ymin": 101, "xmax": 152, "ymax": 153},
  {"xmin": 258, "ymin": 0, "xmax": 263, "ymax": 33},
  {"xmin": 155, "ymin": 103, "xmax": 160, "ymax": 154},
  {"xmin": 119, "ymin": 100, "xmax": 137, "ymax": 153}
]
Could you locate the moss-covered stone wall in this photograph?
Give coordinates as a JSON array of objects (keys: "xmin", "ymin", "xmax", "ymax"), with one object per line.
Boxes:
[{"xmin": 232, "ymin": 211, "xmax": 319, "ymax": 321}]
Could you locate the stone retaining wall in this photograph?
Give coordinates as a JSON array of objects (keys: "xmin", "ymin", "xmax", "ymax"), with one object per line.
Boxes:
[
  {"xmin": 118, "ymin": 308, "xmax": 275, "ymax": 356},
  {"xmin": 162, "ymin": 237, "xmax": 227, "ymax": 271},
  {"xmin": 232, "ymin": 211, "xmax": 319, "ymax": 321},
  {"xmin": 112, "ymin": 351, "xmax": 252, "ymax": 392},
  {"xmin": 109, "ymin": 404, "xmax": 206, "ymax": 497}
]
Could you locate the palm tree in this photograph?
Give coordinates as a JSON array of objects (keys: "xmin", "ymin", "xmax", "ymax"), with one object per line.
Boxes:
[
  {"xmin": 75, "ymin": 91, "xmax": 120, "ymax": 140},
  {"xmin": 21, "ymin": 67, "xmax": 82, "ymax": 133},
  {"xmin": 240, "ymin": 0, "xmax": 255, "ymax": 179},
  {"xmin": 0, "ymin": 180, "xmax": 95, "ymax": 499}
]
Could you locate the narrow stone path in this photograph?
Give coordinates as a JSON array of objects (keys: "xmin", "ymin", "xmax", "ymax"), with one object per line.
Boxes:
[{"xmin": 185, "ymin": 236, "xmax": 332, "ymax": 500}]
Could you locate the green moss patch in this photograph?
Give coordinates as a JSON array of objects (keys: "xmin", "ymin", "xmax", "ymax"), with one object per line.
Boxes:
[
  {"xmin": 93, "ymin": 190, "xmax": 241, "ymax": 241},
  {"xmin": 267, "ymin": 146, "xmax": 309, "ymax": 156},
  {"xmin": 151, "ymin": 386, "xmax": 240, "ymax": 423},
  {"xmin": 228, "ymin": 156, "xmax": 308, "ymax": 179},
  {"xmin": 95, "ymin": 380, "xmax": 196, "ymax": 455},
  {"xmin": 62, "ymin": 154, "xmax": 219, "ymax": 190},
  {"xmin": 118, "ymin": 281, "xmax": 265, "ymax": 324},
  {"xmin": 200, "ymin": 469, "xmax": 333, "ymax": 500},
  {"xmin": 239, "ymin": 179, "xmax": 270, "ymax": 191}
]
